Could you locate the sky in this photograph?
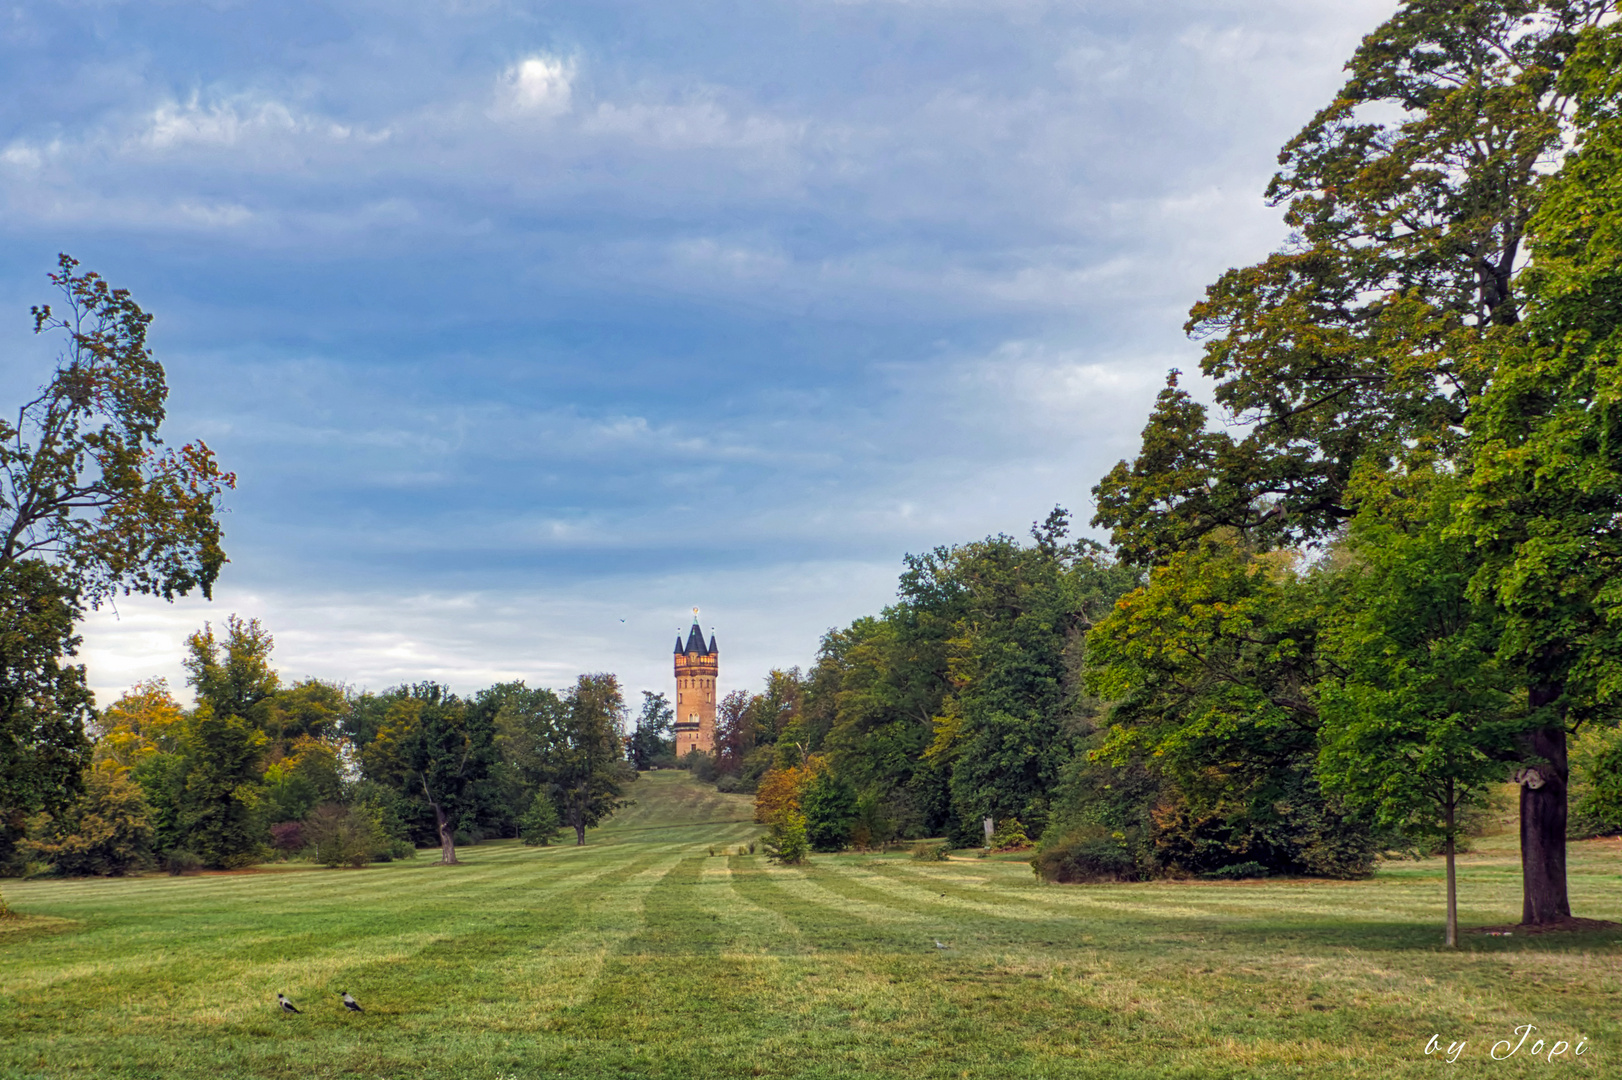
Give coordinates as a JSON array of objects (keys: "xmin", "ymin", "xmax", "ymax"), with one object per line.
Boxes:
[{"xmin": 0, "ymin": 0, "xmax": 1397, "ymax": 709}]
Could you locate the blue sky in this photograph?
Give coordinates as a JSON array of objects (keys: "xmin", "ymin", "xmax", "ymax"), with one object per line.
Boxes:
[{"xmin": 0, "ymin": 0, "xmax": 1394, "ymax": 706}]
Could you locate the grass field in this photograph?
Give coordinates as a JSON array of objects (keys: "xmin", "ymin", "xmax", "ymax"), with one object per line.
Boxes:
[{"xmin": 3, "ymin": 771, "xmax": 1620, "ymax": 1079}]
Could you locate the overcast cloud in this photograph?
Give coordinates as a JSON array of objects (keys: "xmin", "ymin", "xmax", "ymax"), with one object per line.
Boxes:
[{"xmin": 0, "ymin": 0, "xmax": 1397, "ymax": 706}]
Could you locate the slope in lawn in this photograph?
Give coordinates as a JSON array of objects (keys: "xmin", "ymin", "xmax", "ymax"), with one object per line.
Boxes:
[{"xmin": 2, "ymin": 770, "xmax": 1619, "ymax": 1079}]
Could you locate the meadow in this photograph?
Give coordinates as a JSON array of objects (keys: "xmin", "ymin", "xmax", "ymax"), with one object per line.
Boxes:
[{"xmin": 2, "ymin": 771, "xmax": 1619, "ymax": 1079}]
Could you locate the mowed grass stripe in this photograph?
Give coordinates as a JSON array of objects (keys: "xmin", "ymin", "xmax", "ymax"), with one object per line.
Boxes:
[{"xmin": 7, "ymin": 772, "xmax": 1622, "ymax": 1079}]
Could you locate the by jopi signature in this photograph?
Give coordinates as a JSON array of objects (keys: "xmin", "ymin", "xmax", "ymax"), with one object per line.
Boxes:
[{"xmin": 1425, "ymin": 1026, "xmax": 1589, "ymax": 1063}]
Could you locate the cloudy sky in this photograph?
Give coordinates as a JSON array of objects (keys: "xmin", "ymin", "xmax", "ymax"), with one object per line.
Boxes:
[{"xmin": 0, "ymin": 0, "xmax": 1395, "ymax": 707}]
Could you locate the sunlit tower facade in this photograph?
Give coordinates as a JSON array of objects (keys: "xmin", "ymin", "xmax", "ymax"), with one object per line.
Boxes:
[{"xmin": 673, "ymin": 610, "xmax": 718, "ymax": 756}]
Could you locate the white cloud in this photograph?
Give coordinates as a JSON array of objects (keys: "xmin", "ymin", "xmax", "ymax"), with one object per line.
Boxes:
[
  {"xmin": 581, "ymin": 100, "xmax": 801, "ymax": 151},
  {"xmin": 498, "ymin": 54, "xmax": 575, "ymax": 117}
]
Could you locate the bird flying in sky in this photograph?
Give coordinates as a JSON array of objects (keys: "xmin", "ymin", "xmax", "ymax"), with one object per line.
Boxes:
[{"xmin": 277, "ymin": 994, "xmax": 301, "ymax": 1014}]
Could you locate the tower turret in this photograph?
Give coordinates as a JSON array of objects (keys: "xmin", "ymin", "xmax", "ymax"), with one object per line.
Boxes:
[{"xmin": 672, "ymin": 609, "xmax": 719, "ymax": 756}]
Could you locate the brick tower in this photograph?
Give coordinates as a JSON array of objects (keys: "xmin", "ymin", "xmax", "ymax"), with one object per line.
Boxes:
[{"xmin": 673, "ymin": 611, "xmax": 718, "ymax": 756}]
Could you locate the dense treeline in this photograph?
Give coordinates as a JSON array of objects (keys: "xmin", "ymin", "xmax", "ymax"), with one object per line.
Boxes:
[
  {"xmin": 12, "ymin": 614, "xmax": 637, "ymax": 874},
  {"xmin": 690, "ymin": 3, "xmax": 1622, "ymax": 940}
]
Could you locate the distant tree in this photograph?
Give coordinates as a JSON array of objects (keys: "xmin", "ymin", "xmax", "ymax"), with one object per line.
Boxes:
[
  {"xmin": 266, "ymin": 680, "xmax": 349, "ymax": 748},
  {"xmin": 183, "ymin": 616, "xmax": 279, "ymax": 730},
  {"xmin": 627, "ymin": 690, "xmax": 674, "ymax": 770},
  {"xmin": 0, "ymin": 560, "xmax": 94, "ymax": 868},
  {"xmin": 136, "ymin": 706, "xmax": 269, "ymax": 868},
  {"xmin": 518, "ymin": 792, "xmax": 561, "ymax": 846},
  {"xmin": 800, "ymin": 769, "xmax": 857, "ymax": 852},
  {"xmin": 384, "ymin": 685, "xmax": 496, "ymax": 865},
  {"xmin": 714, "ymin": 689, "xmax": 754, "ymax": 776},
  {"xmin": 21, "ymin": 766, "xmax": 154, "ymax": 876},
  {"xmin": 263, "ymin": 736, "xmax": 346, "ymax": 824},
  {"xmin": 92, "ymin": 680, "xmax": 185, "ymax": 775},
  {"xmin": 304, "ymin": 803, "xmax": 384, "ymax": 868},
  {"xmin": 764, "ymin": 809, "xmax": 810, "ymax": 865},
  {"xmin": 539, "ymin": 674, "xmax": 635, "ymax": 845}
]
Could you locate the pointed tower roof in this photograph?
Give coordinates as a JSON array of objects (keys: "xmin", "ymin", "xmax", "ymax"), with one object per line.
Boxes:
[
  {"xmin": 673, "ymin": 635, "xmax": 685, "ymax": 654},
  {"xmin": 708, "ymin": 633, "xmax": 718, "ymax": 653},
  {"xmin": 684, "ymin": 623, "xmax": 708, "ymax": 655}
]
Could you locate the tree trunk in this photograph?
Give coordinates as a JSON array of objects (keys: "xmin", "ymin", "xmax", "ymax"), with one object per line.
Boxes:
[
  {"xmin": 433, "ymin": 801, "xmax": 459, "ymax": 865},
  {"xmin": 1519, "ymin": 722, "xmax": 1569, "ymax": 926},
  {"xmin": 575, "ymin": 822, "xmax": 586, "ymax": 846},
  {"xmin": 1444, "ymin": 785, "xmax": 1457, "ymax": 949}
]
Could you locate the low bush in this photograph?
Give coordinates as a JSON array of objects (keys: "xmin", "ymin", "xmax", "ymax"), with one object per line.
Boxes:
[
  {"xmin": 269, "ymin": 821, "xmax": 305, "ymax": 854},
  {"xmin": 1031, "ymin": 825, "xmax": 1146, "ymax": 883},
  {"xmin": 165, "ymin": 849, "xmax": 202, "ymax": 876},
  {"xmin": 306, "ymin": 804, "xmax": 385, "ymax": 868},
  {"xmin": 764, "ymin": 810, "xmax": 810, "ymax": 865},
  {"xmin": 988, "ymin": 818, "xmax": 1032, "ymax": 852},
  {"xmin": 911, "ymin": 841, "xmax": 952, "ymax": 862},
  {"xmin": 715, "ymin": 774, "xmax": 742, "ymax": 794}
]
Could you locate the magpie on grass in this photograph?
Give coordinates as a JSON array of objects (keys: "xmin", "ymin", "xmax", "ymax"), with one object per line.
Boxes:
[
  {"xmin": 277, "ymin": 994, "xmax": 301, "ymax": 1014},
  {"xmin": 339, "ymin": 991, "xmax": 363, "ymax": 1012}
]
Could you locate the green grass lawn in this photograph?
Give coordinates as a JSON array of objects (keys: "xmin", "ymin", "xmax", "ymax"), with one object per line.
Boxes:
[{"xmin": 3, "ymin": 771, "xmax": 1619, "ymax": 1079}]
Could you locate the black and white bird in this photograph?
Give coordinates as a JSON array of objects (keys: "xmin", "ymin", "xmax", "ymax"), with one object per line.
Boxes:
[
  {"xmin": 339, "ymin": 991, "xmax": 363, "ymax": 1013},
  {"xmin": 933, "ymin": 939, "xmax": 950, "ymax": 950},
  {"xmin": 277, "ymin": 993, "xmax": 301, "ymax": 1014}
]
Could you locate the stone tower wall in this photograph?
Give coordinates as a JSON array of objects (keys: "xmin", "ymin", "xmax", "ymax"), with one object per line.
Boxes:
[{"xmin": 673, "ymin": 647, "xmax": 718, "ymax": 756}]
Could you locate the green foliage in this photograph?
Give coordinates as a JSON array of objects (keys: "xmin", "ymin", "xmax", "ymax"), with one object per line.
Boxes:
[
  {"xmin": 1200, "ymin": 862, "xmax": 1270, "ymax": 881},
  {"xmin": 183, "ymin": 615, "xmax": 279, "ymax": 731},
  {"xmin": 800, "ymin": 770, "xmax": 856, "ymax": 851},
  {"xmin": 1316, "ymin": 468, "xmax": 1519, "ymax": 849},
  {"xmin": 263, "ymin": 736, "xmax": 346, "ymax": 824},
  {"xmin": 1093, "ymin": 3, "xmax": 1608, "ymax": 564},
  {"xmin": 5, "ymin": 255, "xmax": 233, "ymax": 604},
  {"xmin": 1086, "ymin": 536, "xmax": 1377, "ymax": 878},
  {"xmin": 535, "ymin": 675, "xmax": 635, "ymax": 845},
  {"xmin": 21, "ymin": 767, "xmax": 153, "ymax": 876},
  {"xmin": 1463, "ymin": 22, "xmax": 1622, "ymax": 728},
  {"xmin": 305, "ymin": 803, "xmax": 385, "ymax": 869},
  {"xmin": 519, "ymin": 793, "xmax": 561, "ymax": 846},
  {"xmin": 764, "ymin": 809, "xmax": 810, "ymax": 865},
  {"xmin": 163, "ymin": 848, "xmax": 200, "ymax": 875},
  {"xmin": 987, "ymin": 818, "xmax": 1031, "ymax": 851},
  {"xmin": 1031, "ymin": 825, "xmax": 1145, "ymax": 883},
  {"xmin": 910, "ymin": 841, "xmax": 951, "ymax": 862},
  {"xmin": 627, "ymin": 691, "xmax": 674, "ymax": 770},
  {"xmin": 1571, "ymin": 726, "xmax": 1622, "ymax": 835},
  {"xmin": 135, "ymin": 707, "xmax": 269, "ymax": 870},
  {"xmin": 0, "ymin": 560, "xmax": 93, "ymax": 870}
]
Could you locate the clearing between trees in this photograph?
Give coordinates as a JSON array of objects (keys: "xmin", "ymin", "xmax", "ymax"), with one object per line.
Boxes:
[{"xmin": 2, "ymin": 771, "xmax": 1619, "ymax": 1079}]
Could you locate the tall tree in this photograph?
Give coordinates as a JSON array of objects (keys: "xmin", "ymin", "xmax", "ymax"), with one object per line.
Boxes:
[
  {"xmin": 1463, "ymin": 23, "xmax": 1622, "ymax": 924},
  {"xmin": 1, "ymin": 256, "xmax": 234, "ymax": 868},
  {"xmin": 1093, "ymin": 0, "xmax": 1617, "ymax": 923},
  {"xmin": 540, "ymin": 674, "xmax": 634, "ymax": 845},
  {"xmin": 388, "ymin": 685, "xmax": 496, "ymax": 865}
]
